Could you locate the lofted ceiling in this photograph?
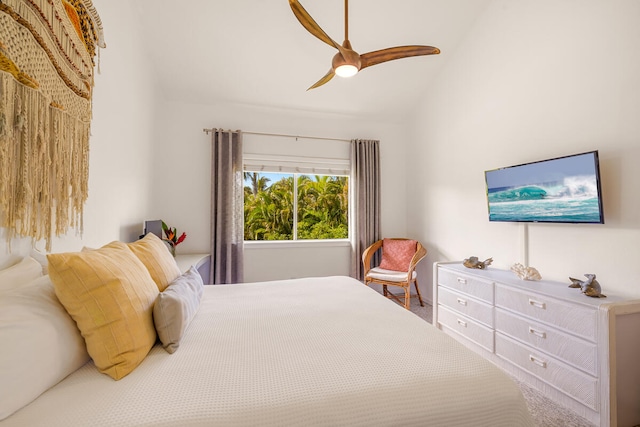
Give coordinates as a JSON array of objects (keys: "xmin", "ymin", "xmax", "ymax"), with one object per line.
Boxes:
[{"xmin": 131, "ymin": 0, "xmax": 490, "ymax": 121}]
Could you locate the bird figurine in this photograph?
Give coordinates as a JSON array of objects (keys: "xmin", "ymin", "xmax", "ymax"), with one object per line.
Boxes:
[
  {"xmin": 568, "ymin": 274, "xmax": 606, "ymax": 298},
  {"xmin": 463, "ymin": 256, "xmax": 493, "ymax": 270}
]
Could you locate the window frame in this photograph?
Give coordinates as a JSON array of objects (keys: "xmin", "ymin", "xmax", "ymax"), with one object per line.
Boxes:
[{"xmin": 243, "ymin": 170, "xmax": 351, "ymax": 244}]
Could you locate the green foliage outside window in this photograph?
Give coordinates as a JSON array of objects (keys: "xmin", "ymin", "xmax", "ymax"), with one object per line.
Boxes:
[{"xmin": 244, "ymin": 172, "xmax": 348, "ymax": 241}]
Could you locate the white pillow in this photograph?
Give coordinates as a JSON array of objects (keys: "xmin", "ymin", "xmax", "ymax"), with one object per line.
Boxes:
[
  {"xmin": 29, "ymin": 249, "xmax": 49, "ymax": 275},
  {"xmin": 0, "ymin": 256, "xmax": 43, "ymax": 293},
  {"xmin": 0, "ymin": 255, "xmax": 21, "ymax": 271},
  {"xmin": 0, "ymin": 275, "xmax": 90, "ymax": 420},
  {"xmin": 153, "ymin": 266, "xmax": 204, "ymax": 353}
]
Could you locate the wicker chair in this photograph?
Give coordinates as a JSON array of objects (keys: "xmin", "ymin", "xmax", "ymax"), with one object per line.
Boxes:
[{"xmin": 362, "ymin": 239, "xmax": 427, "ymax": 310}]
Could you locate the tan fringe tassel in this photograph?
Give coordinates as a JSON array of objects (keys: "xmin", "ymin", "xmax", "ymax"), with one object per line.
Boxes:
[
  {"xmin": 0, "ymin": 71, "xmax": 89, "ymax": 251},
  {"xmin": 0, "ymin": 0, "xmax": 101, "ymax": 251}
]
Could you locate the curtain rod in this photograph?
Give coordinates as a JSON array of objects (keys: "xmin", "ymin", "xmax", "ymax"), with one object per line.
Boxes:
[{"xmin": 202, "ymin": 128, "xmax": 350, "ymax": 143}]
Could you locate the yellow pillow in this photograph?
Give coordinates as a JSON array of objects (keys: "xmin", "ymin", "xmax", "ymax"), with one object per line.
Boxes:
[
  {"xmin": 128, "ymin": 233, "xmax": 181, "ymax": 292},
  {"xmin": 47, "ymin": 241, "xmax": 159, "ymax": 380}
]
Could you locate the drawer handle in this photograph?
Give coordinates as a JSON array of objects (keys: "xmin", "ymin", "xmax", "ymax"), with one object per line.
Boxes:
[
  {"xmin": 528, "ymin": 327, "xmax": 547, "ymax": 339},
  {"xmin": 528, "ymin": 298, "xmax": 546, "ymax": 309},
  {"xmin": 529, "ymin": 355, "xmax": 547, "ymax": 368},
  {"xmin": 457, "ymin": 319, "xmax": 467, "ymax": 327},
  {"xmin": 457, "ymin": 277, "xmax": 467, "ymax": 285},
  {"xmin": 457, "ymin": 298, "xmax": 468, "ymax": 306}
]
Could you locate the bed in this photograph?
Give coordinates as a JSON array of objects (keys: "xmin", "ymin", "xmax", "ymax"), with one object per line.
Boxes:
[{"xmin": 1, "ymin": 269, "xmax": 534, "ymax": 426}]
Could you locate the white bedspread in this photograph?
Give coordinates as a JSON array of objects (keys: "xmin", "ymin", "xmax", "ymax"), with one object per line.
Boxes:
[{"xmin": 2, "ymin": 276, "xmax": 533, "ymax": 426}]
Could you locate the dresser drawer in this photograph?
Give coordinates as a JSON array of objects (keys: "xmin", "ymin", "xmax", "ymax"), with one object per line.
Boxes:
[
  {"xmin": 438, "ymin": 286, "xmax": 494, "ymax": 327},
  {"xmin": 495, "ymin": 308, "xmax": 597, "ymax": 376},
  {"xmin": 437, "ymin": 305, "xmax": 494, "ymax": 352},
  {"xmin": 437, "ymin": 268, "xmax": 494, "ymax": 303},
  {"xmin": 495, "ymin": 284, "xmax": 597, "ymax": 341},
  {"xmin": 496, "ymin": 334, "xmax": 598, "ymax": 410}
]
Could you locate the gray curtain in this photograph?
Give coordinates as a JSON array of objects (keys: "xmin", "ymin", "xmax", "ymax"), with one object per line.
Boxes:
[
  {"xmin": 209, "ymin": 129, "xmax": 244, "ymax": 284},
  {"xmin": 350, "ymin": 139, "xmax": 381, "ymax": 280}
]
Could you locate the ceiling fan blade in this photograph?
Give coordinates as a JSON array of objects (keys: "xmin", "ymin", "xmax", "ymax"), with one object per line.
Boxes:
[
  {"xmin": 360, "ymin": 45, "xmax": 440, "ymax": 70},
  {"xmin": 308, "ymin": 69, "xmax": 335, "ymax": 90},
  {"xmin": 289, "ymin": 0, "xmax": 342, "ymax": 51}
]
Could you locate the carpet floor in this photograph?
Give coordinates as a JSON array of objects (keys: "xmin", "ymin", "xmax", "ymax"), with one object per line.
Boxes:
[{"xmin": 407, "ymin": 297, "xmax": 595, "ymax": 427}]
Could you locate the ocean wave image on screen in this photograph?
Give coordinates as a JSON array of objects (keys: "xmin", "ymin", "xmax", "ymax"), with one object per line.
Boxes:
[{"xmin": 487, "ymin": 175, "xmax": 600, "ymax": 222}]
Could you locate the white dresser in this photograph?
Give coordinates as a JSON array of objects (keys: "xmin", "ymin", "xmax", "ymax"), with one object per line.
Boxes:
[{"xmin": 433, "ymin": 262, "xmax": 640, "ymax": 427}]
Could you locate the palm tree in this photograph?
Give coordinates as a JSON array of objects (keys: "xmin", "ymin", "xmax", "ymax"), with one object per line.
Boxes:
[
  {"xmin": 244, "ymin": 173, "xmax": 348, "ymax": 240},
  {"xmin": 297, "ymin": 175, "xmax": 348, "ymax": 239},
  {"xmin": 244, "ymin": 175, "xmax": 293, "ymax": 240},
  {"xmin": 243, "ymin": 172, "xmax": 270, "ymax": 196}
]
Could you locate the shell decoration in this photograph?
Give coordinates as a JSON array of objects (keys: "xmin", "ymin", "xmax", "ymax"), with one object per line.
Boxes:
[{"xmin": 511, "ymin": 263, "xmax": 542, "ymax": 281}]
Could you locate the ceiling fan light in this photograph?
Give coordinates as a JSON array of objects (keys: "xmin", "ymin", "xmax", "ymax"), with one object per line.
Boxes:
[{"xmin": 335, "ymin": 64, "xmax": 358, "ymax": 78}]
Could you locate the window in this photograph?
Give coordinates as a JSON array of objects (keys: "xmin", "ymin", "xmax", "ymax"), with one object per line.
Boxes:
[
  {"xmin": 244, "ymin": 172, "xmax": 349, "ymax": 241},
  {"xmin": 242, "ymin": 134, "xmax": 351, "ymax": 243}
]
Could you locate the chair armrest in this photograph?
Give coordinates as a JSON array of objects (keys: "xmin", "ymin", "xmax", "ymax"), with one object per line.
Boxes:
[
  {"xmin": 362, "ymin": 240, "xmax": 383, "ymax": 275},
  {"xmin": 408, "ymin": 244, "xmax": 427, "ymax": 273}
]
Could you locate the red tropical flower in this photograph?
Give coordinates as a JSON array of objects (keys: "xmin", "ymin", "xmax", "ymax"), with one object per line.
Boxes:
[{"xmin": 161, "ymin": 221, "xmax": 187, "ymax": 247}]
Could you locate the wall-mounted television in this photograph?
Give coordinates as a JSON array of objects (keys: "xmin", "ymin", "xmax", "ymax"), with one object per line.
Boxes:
[{"xmin": 484, "ymin": 151, "xmax": 604, "ymax": 224}]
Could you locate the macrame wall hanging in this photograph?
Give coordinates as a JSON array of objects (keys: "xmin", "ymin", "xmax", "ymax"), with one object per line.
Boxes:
[{"xmin": 0, "ymin": 0, "xmax": 105, "ymax": 250}]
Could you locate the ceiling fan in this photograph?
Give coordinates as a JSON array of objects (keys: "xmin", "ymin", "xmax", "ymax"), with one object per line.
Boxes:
[{"xmin": 289, "ymin": 0, "xmax": 441, "ymax": 90}]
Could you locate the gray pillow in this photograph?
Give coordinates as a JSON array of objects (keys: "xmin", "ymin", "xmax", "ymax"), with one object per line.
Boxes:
[{"xmin": 153, "ymin": 266, "xmax": 204, "ymax": 353}]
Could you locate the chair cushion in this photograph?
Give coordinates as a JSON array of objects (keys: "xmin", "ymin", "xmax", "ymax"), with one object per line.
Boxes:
[
  {"xmin": 379, "ymin": 239, "xmax": 417, "ymax": 272},
  {"xmin": 366, "ymin": 267, "xmax": 417, "ymax": 283}
]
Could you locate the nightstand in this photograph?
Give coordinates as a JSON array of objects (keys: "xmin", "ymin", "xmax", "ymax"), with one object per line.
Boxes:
[{"xmin": 174, "ymin": 253, "xmax": 211, "ymax": 284}]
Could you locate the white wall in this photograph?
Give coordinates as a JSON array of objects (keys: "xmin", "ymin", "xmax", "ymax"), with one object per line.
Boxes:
[
  {"xmin": 150, "ymin": 100, "xmax": 409, "ymax": 282},
  {"xmin": 0, "ymin": 0, "xmax": 158, "ymax": 263},
  {"xmin": 407, "ymin": 0, "xmax": 640, "ymax": 299},
  {"xmin": 0, "ymin": 0, "xmax": 409, "ymax": 283}
]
